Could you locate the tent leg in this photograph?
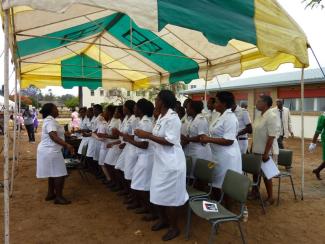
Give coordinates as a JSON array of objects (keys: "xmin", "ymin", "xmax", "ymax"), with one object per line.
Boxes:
[
  {"xmin": 3, "ymin": 9, "xmax": 11, "ymax": 244},
  {"xmin": 10, "ymin": 72, "xmax": 18, "ymax": 197},
  {"xmin": 300, "ymin": 68, "xmax": 305, "ymax": 201}
]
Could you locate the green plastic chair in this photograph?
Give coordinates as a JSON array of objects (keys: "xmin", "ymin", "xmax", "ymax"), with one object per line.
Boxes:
[
  {"xmin": 242, "ymin": 153, "xmax": 265, "ymax": 214},
  {"xmin": 274, "ymin": 149, "xmax": 297, "ymax": 205},
  {"xmin": 186, "ymin": 158, "xmax": 216, "ymax": 200},
  {"xmin": 186, "ymin": 170, "xmax": 251, "ymax": 244}
]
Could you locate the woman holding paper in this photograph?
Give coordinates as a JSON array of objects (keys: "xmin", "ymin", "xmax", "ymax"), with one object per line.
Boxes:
[{"xmin": 252, "ymin": 95, "xmax": 278, "ymax": 206}]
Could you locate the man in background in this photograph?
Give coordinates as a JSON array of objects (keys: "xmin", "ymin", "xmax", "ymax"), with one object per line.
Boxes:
[
  {"xmin": 23, "ymin": 106, "xmax": 35, "ymax": 143},
  {"xmin": 272, "ymin": 99, "xmax": 294, "ymax": 149}
]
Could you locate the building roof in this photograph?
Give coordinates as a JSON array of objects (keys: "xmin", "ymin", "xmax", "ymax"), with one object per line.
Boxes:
[{"xmin": 183, "ymin": 67, "xmax": 325, "ymax": 94}]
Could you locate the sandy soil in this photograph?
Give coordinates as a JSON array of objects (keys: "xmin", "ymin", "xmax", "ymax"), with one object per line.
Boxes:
[{"xmin": 1, "ymin": 131, "xmax": 325, "ymax": 244}]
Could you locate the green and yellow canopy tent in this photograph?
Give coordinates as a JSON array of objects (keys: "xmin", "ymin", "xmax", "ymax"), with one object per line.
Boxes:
[
  {"xmin": 1, "ymin": 1, "xmax": 310, "ymax": 242},
  {"xmin": 2, "ymin": 0, "xmax": 309, "ymax": 91}
]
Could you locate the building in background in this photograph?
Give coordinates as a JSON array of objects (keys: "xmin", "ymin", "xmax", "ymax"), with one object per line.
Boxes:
[{"xmin": 182, "ymin": 68, "xmax": 325, "ymax": 139}]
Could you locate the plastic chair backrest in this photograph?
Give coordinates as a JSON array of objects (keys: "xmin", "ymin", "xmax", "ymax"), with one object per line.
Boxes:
[
  {"xmin": 242, "ymin": 154, "xmax": 262, "ymax": 175},
  {"xmin": 278, "ymin": 149, "xmax": 293, "ymax": 167},
  {"xmin": 193, "ymin": 158, "xmax": 215, "ymax": 183},
  {"xmin": 186, "ymin": 156, "xmax": 193, "ymax": 177},
  {"xmin": 81, "ymin": 145, "xmax": 88, "ymax": 156},
  {"xmin": 222, "ymin": 170, "xmax": 251, "ymax": 203}
]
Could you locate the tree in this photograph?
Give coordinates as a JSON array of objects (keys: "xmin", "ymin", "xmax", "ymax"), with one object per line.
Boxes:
[
  {"xmin": 64, "ymin": 97, "xmax": 79, "ymax": 109},
  {"xmin": 304, "ymin": 0, "xmax": 324, "ymax": 8}
]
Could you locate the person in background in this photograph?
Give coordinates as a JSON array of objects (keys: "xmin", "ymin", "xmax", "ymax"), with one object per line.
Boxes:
[
  {"xmin": 86, "ymin": 104, "xmax": 104, "ymax": 176},
  {"xmin": 271, "ymin": 99, "xmax": 294, "ymax": 149},
  {"xmin": 71, "ymin": 108, "xmax": 80, "ymax": 132},
  {"xmin": 180, "ymin": 98, "xmax": 192, "ymax": 154},
  {"xmin": 97, "ymin": 105, "xmax": 116, "ymax": 183},
  {"xmin": 135, "ymin": 90, "xmax": 188, "ymax": 241},
  {"xmin": 23, "ymin": 107, "xmax": 35, "ymax": 143},
  {"xmin": 206, "ymin": 97, "xmax": 220, "ymax": 126},
  {"xmin": 232, "ymin": 103, "xmax": 252, "ymax": 154},
  {"xmin": 252, "ymin": 95, "xmax": 278, "ymax": 206},
  {"xmin": 200, "ymin": 92, "xmax": 242, "ymax": 200},
  {"xmin": 126, "ymin": 99, "xmax": 156, "ymax": 219},
  {"xmin": 77, "ymin": 107, "xmax": 93, "ymax": 155},
  {"xmin": 33, "ymin": 108, "xmax": 39, "ymax": 133},
  {"xmin": 37, "ymin": 103, "xmax": 75, "ymax": 204},
  {"xmin": 240, "ymin": 101, "xmax": 248, "ymax": 110},
  {"xmin": 114, "ymin": 100, "xmax": 139, "ymax": 200},
  {"xmin": 309, "ymin": 111, "xmax": 325, "ymax": 180},
  {"xmin": 104, "ymin": 106, "xmax": 123, "ymax": 190},
  {"xmin": 183, "ymin": 100, "xmax": 212, "ymax": 178}
]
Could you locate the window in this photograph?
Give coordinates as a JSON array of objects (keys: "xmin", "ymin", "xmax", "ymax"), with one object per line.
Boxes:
[
  {"xmin": 283, "ymin": 97, "xmax": 325, "ymax": 112},
  {"xmin": 100, "ymin": 90, "xmax": 104, "ymax": 96},
  {"xmin": 90, "ymin": 90, "xmax": 95, "ymax": 96},
  {"xmin": 190, "ymin": 85, "xmax": 196, "ymax": 89},
  {"xmin": 91, "ymin": 103, "xmax": 95, "ymax": 107},
  {"xmin": 127, "ymin": 91, "xmax": 131, "ymax": 96}
]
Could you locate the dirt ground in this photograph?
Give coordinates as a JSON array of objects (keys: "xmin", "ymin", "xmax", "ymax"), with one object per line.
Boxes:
[{"xmin": 1, "ymin": 130, "xmax": 325, "ymax": 244}]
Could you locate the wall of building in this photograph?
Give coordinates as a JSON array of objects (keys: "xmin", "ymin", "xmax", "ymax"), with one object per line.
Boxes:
[
  {"xmin": 291, "ymin": 115, "xmax": 318, "ymax": 139},
  {"xmin": 82, "ymin": 87, "xmax": 109, "ymax": 108}
]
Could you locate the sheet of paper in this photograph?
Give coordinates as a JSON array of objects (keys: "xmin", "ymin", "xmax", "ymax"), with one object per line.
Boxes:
[
  {"xmin": 202, "ymin": 201, "xmax": 218, "ymax": 212},
  {"xmin": 261, "ymin": 157, "xmax": 280, "ymax": 180}
]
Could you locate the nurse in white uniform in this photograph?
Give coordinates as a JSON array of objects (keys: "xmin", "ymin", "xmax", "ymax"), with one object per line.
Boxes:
[
  {"xmin": 135, "ymin": 90, "xmax": 188, "ymax": 242},
  {"xmin": 183, "ymin": 100, "xmax": 212, "ymax": 178},
  {"xmin": 77, "ymin": 107, "xmax": 94, "ymax": 155},
  {"xmin": 126, "ymin": 99, "xmax": 155, "ymax": 217},
  {"xmin": 37, "ymin": 103, "xmax": 75, "ymax": 205},
  {"xmin": 232, "ymin": 104, "xmax": 252, "ymax": 154},
  {"xmin": 97, "ymin": 105, "xmax": 116, "ymax": 182},
  {"xmin": 86, "ymin": 104, "xmax": 104, "ymax": 162},
  {"xmin": 103, "ymin": 106, "xmax": 123, "ymax": 190},
  {"xmin": 113, "ymin": 100, "xmax": 138, "ymax": 195},
  {"xmin": 200, "ymin": 91, "xmax": 242, "ymax": 199}
]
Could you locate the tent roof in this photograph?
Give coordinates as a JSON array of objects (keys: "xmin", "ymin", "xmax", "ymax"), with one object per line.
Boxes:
[{"xmin": 2, "ymin": 0, "xmax": 309, "ymax": 90}]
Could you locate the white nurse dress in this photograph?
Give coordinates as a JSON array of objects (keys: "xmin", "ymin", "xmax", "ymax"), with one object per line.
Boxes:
[
  {"xmin": 209, "ymin": 109, "xmax": 242, "ymax": 188},
  {"xmin": 36, "ymin": 116, "xmax": 67, "ymax": 178},
  {"xmin": 131, "ymin": 115, "xmax": 154, "ymax": 191},
  {"xmin": 150, "ymin": 109, "xmax": 189, "ymax": 206}
]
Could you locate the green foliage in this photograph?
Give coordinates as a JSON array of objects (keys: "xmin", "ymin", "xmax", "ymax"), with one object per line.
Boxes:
[
  {"xmin": 303, "ymin": 0, "xmax": 324, "ymax": 8},
  {"xmin": 64, "ymin": 97, "xmax": 79, "ymax": 109},
  {"xmin": 29, "ymin": 96, "xmax": 41, "ymax": 108}
]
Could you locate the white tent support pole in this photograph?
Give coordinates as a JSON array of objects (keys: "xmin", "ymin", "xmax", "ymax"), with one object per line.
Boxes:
[
  {"xmin": 300, "ymin": 67, "xmax": 305, "ymax": 200},
  {"xmin": 10, "ymin": 71, "xmax": 18, "ymax": 197},
  {"xmin": 3, "ymin": 9, "xmax": 10, "ymax": 244},
  {"xmin": 17, "ymin": 86, "xmax": 22, "ymax": 168},
  {"xmin": 204, "ymin": 60, "xmax": 209, "ymax": 109}
]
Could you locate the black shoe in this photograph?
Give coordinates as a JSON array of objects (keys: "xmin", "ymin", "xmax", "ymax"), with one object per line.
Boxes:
[{"xmin": 162, "ymin": 228, "xmax": 180, "ymax": 241}]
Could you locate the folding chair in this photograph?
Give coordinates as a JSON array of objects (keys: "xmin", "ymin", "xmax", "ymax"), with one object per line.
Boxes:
[
  {"xmin": 242, "ymin": 153, "xmax": 266, "ymax": 214},
  {"xmin": 275, "ymin": 149, "xmax": 297, "ymax": 205},
  {"xmin": 185, "ymin": 158, "xmax": 216, "ymax": 239},
  {"xmin": 77, "ymin": 144, "xmax": 90, "ymax": 183},
  {"xmin": 186, "ymin": 170, "xmax": 251, "ymax": 244}
]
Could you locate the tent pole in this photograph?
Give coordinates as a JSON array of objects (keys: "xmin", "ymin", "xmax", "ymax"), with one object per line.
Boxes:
[
  {"xmin": 17, "ymin": 84, "xmax": 22, "ymax": 169},
  {"xmin": 204, "ymin": 60, "xmax": 209, "ymax": 109},
  {"xmin": 3, "ymin": 9, "xmax": 10, "ymax": 244},
  {"xmin": 300, "ymin": 67, "xmax": 305, "ymax": 200},
  {"xmin": 10, "ymin": 71, "xmax": 18, "ymax": 197},
  {"xmin": 309, "ymin": 46, "xmax": 325, "ymax": 78}
]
